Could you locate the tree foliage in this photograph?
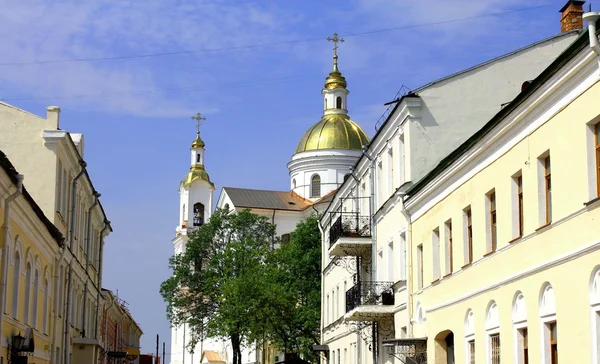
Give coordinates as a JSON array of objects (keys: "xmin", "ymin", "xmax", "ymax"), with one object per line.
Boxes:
[{"xmin": 160, "ymin": 209, "xmax": 322, "ymax": 364}]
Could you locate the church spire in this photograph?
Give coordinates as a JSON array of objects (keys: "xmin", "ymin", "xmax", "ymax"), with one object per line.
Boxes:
[
  {"xmin": 191, "ymin": 112, "xmax": 206, "ymax": 149},
  {"xmin": 182, "ymin": 112, "xmax": 213, "ymax": 188},
  {"xmin": 323, "ymin": 32, "xmax": 348, "ymax": 115}
]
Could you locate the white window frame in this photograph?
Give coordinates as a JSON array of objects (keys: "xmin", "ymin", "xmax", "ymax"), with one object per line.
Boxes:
[
  {"xmin": 590, "ymin": 268, "xmax": 600, "ymax": 364},
  {"xmin": 432, "ymin": 228, "xmax": 440, "ymax": 281},
  {"xmin": 485, "ymin": 301, "xmax": 500, "ymax": 364},
  {"xmin": 398, "ymin": 230, "xmax": 407, "ymax": 281},
  {"xmin": 444, "ymin": 220, "xmax": 453, "ymax": 275},
  {"xmin": 512, "ymin": 292, "xmax": 528, "ymax": 364},
  {"xmin": 539, "ymin": 283, "xmax": 557, "ymax": 364},
  {"xmin": 465, "ymin": 309, "xmax": 475, "ymax": 364}
]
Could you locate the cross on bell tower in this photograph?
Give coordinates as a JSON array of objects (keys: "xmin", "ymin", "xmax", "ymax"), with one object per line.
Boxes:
[
  {"xmin": 327, "ymin": 32, "xmax": 344, "ymax": 70},
  {"xmin": 191, "ymin": 112, "xmax": 206, "ymax": 137}
]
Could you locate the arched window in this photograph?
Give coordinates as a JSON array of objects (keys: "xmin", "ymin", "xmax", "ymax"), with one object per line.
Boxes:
[
  {"xmin": 311, "ymin": 174, "xmax": 321, "ymax": 198},
  {"xmin": 539, "ymin": 283, "xmax": 557, "ymax": 364},
  {"xmin": 513, "ymin": 292, "xmax": 528, "ymax": 364},
  {"xmin": 465, "ymin": 309, "xmax": 475, "ymax": 364},
  {"xmin": 196, "ymin": 153, "xmax": 201, "ymax": 163},
  {"xmin": 336, "ymin": 96, "xmax": 342, "ymax": 109},
  {"xmin": 486, "ymin": 301, "xmax": 500, "ymax": 364},
  {"xmin": 292, "ymin": 179, "xmax": 296, "ymax": 189},
  {"xmin": 43, "ymin": 278, "xmax": 49, "ymax": 333},
  {"xmin": 12, "ymin": 251, "xmax": 20, "ymax": 318},
  {"xmin": 32, "ymin": 269, "xmax": 39, "ymax": 328},
  {"xmin": 193, "ymin": 202, "xmax": 205, "ymax": 226},
  {"xmin": 24, "ymin": 262, "xmax": 31, "ymax": 324},
  {"xmin": 324, "ymin": 98, "xmax": 328, "ymax": 109}
]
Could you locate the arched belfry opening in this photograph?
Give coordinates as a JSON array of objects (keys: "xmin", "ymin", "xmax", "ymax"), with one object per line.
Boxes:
[
  {"xmin": 336, "ymin": 96, "xmax": 342, "ymax": 108},
  {"xmin": 193, "ymin": 202, "xmax": 205, "ymax": 227}
]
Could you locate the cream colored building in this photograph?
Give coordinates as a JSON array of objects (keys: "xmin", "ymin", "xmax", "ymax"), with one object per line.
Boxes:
[
  {"xmin": 0, "ymin": 150, "xmax": 64, "ymax": 364},
  {"xmin": 318, "ymin": 3, "xmax": 588, "ymax": 364},
  {"xmin": 0, "ymin": 103, "xmax": 114, "ymax": 364},
  {"xmin": 402, "ymin": 11, "xmax": 600, "ymax": 364}
]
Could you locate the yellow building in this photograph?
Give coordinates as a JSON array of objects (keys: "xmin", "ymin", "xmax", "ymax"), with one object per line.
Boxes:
[
  {"xmin": 403, "ymin": 15, "xmax": 600, "ymax": 364},
  {"xmin": 0, "ymin": 150, "xmax": 64, "ymax": 363}
]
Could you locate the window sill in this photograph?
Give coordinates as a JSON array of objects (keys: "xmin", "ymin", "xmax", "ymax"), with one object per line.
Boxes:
[
  {"xmin": 483, "ymin": 250, "xmax": 496, "ymax": 258},
  {"xmin": 535, "ymin": 222, "xmax": 551, "ymax": 232},
  {"xmin": 443, "ymin": 273, "xmax": 453, "ymax": 278},
  {"xmin": 461, "ymin": 262, "xmax": 472, "ymax": 269},
  {"xmin": 431, "ymin": 279, "xmax": 440, "ymax": 285},
  {"xmin": 584, "ymin": 196, "xmax": 600, "ymax": 207},
  {"xmin": 508, "ymin": 236, "xmax": 522, "ymax": 244}
]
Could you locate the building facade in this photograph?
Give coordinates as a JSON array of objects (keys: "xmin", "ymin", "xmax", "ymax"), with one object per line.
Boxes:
[
  {"xmin": 318, "ymin": 3, "xmax": 586, "ymax": 364},
  {"xmin": 0, "ymin": 102, "xmax": 143, "ymax": 364},
  {"xmin": 403, "ymin": 11, "xmax": 600, "ymax": 363},
  {"xmin": 97, "ymin": 289, "xmax": 143, "ymax": 364},
  {"xmin": 0, "ymin": 150, "xmax": 64, "ymax": 364}
]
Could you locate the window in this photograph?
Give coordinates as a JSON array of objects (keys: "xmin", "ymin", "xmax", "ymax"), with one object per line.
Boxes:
[
  {"xmin": 193, "ymin": 202, "xmax": 205, "ymax": 226},
  {"xmin": 43, "ymin": 278, "xmax": 49, "ymax": 334},
  {"xmin": 32, "ymin": 270, "xmax": 39, "ymax": 328},
  {"xmin": 432, "ymin": 228, "xmax": 440, "ymax": 281},
  {"xmin": 519, "ymin": 328, "xmax": 529, "ymax": 364},
  {"xmin": 58, "ymin": 267, "xmax": 64, "ymax": 317},
  {"xmin": 281, "ymin": 233, "xmax": 291, "ymax": 244},
  {"xmin": 387, "ymin": 148, "xmax": 394, "ymax": 196},
  {"xmin": 398, "ymin": 135, "xmax": 405, "ymax": 184},
  {"xmin": 57, "ymin": 159, "xmax": 63, "ymax": 213},
  {"xmin": 24, "ymin": 263, "xmax": 31, "ymax": 324},
  {"xmin": 445, "ymin": 220, "xmax": 453, "ymax": 275},
  {"xmin": 12, "ymin": 252, "xmax": 20, "ymax": 319},
  {"xmin": 336, "ymin": 96, "xmax": 342, "ymax": 109},
  {"xmin": 544, "ymin": 156, "xmax": 552, "ymax": 224},
  {"xmin": 490, "ymin": 334, "xmax": 500, "ymax": 364},
  {"xmin": 292, "ymin": 178, "xmax": 296, "ymax": 189},
  {"xmin": 387, "ymin": 240, "xmax": 394, "ymax": 282},
  {"xmin": 417, "ymin": 244, "xmax": 424, "ymax": 289},
  {"xmin": 326, "ymin": 295, "xmax": 329, "ymax": 325},
  {"xmin": 398, "ymin": 232, "xmax": 406, "ymax": 280},
  {"xmin": 512, "ymin": 173, "xmax": 524, "ymax": 238},
  {"xmin": 311, "ymin": 174, "xmax": 321, "ymax": 198},
  {"xmin": 547, "ymin": 322, "xmax": 557, "ymax": 364},
  {"xmin": 196, "ymin": 153, "xmax": 201, "ymax": 163},
  {"xmin": 488, "ymin": 191, "xmax": 497, "ymax": 253},
  {"xmin": 468, "ymin": 340, "xmax": 475, "ymax": 364},
  {"xmin": 596, "ymin": 123, "xmax": 600, "ymax": 196},
  {"xmin": 464, "ymin": 207, "xmax": 473, "ymax": 264}
]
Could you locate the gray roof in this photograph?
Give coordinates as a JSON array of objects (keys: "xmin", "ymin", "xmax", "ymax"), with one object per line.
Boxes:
[{"xmin": 223, "ymin": 187, "xmax": 311, "ymax": 211}]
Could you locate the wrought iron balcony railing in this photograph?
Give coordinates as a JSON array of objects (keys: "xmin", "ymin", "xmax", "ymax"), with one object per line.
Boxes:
[
  {"xmin": 346, "ymin": 281, "xmax": 394, "ymax": 313},
  {"xmin": 329, "ymin": 213, "xmax": 371, "ymax": 247}
]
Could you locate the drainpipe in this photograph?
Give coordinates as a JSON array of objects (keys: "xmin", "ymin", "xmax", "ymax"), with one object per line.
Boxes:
[
  {"xmin": 95, "ymin": 219, "xmax": 111, "ymax": 340},
  {"xmin": 64, "ymin": 160, "xmax": 87, "ymax": 364},
  {"xmin": 361, "ymin": 148, "xmax": 376, "ymax": 283},
  {"xmin": 82, "ymin": 192, "xmax": 100, "ymax": 338},
  {"xmin": 399, "ymin": 197, "xmax": 413, "ymax": 337},
  {"xmin": 315, "ymin": 216, "xmax": 329, "ymax": 364},
  {"xmin": 0, "ymin": 174, "xmax": 23, "ymax": 352},
  {"xmin": 583, "ymin": 12, "xmax": 600, "ymax": 72}
]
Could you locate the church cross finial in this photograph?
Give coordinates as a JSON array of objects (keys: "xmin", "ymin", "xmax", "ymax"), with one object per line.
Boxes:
[
  {"xmin": 191, "ymin": 112, "xmax": 206, "ymax": 136},
  {"xmin": 327, "ymin": 32, "xmax": 344, "ymax": 70}
]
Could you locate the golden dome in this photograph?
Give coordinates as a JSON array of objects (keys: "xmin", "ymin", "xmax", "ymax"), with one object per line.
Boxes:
[
  {"xmin": 324, "ymin": 56, "xmax": 347, "ymax": 90},
  {"xmin": 182, "ymin": 164, "xmax": 214, "ymax": 188},
  {"xmin": 191, "ymin": 134, "xmax": 205, "ymax": 148},
  {"xmin": 296, "ymin": 114, "xmax": 370, "ymax": 153}
]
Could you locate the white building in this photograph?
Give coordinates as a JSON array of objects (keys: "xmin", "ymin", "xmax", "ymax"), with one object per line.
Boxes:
[{"xmin": 318, "ymin": 8, "xmax": 581, "ymax": 364}]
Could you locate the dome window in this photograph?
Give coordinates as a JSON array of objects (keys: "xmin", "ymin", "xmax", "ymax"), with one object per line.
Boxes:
[
  {"xmin": 292, "ymin": 178, "xmax": 297, "ymax": 189},
  {"xmin": 196, "ymin": 154, "xmax": 201, "ymax": 163},
  {"xmin": 311, "ymin": 174, "xmax": 321, "ymax": 198},
  {"xmin": 336, "ymin": 96, "xmax": 342, "ymax": 109}
]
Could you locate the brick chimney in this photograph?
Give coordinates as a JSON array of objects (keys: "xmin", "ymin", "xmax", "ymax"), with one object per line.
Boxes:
[{"xmin": 560, "ymin": 0, "xmax": 585, "ymax": 32}]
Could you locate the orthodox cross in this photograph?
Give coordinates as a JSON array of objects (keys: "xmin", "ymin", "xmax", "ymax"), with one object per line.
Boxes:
[
  {"xmin": 191, "ymin": 112, "xmax": 206, "ymax": 135},
  {"xmin": 327, "ymin": 32, "xmax": 344, "ymax": 57}
]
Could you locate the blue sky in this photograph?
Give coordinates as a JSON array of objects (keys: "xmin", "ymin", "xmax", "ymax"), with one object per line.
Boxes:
[{"xmin": 0, "ymin": 0, "xmax": 576, "ymax": 360}]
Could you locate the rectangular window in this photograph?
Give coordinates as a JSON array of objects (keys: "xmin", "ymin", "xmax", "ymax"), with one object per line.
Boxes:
[
  {"xmin": 549, "ymin": 322, "xmax": 557, "ymax": 364},
  {"xmin": 464, "ymin": 207, "xmax": 473, "ymax": 264},
  {"xmin": 544, "ymin": 156, "xmax": 552, "ymax": 224},
  {"xmin": 432, "ymin": 228, "xmax": 440, "ymax": 281},
  {"xmin": 56, "ymin": 160, "xmax": 63, "ymax": 214},
  {"xmin": 490, "ymin": 333, "xmax": 501, "ymax": 364},
  {"xmin": 417, "ymin": 244, "xmax": 423, "ymax": 289},
  {"xmin": 399, "ymin": 232, "xmax": 406, "ymax": 280},
  {"xmin": 520, "ymin": 328, "xmax": 529, "ymax": 364},
  {"xmin": 488, "ymin": 191, "xmax": 497, "ymax": 253},
  {"xmin": 468, "ymin": 340, "xmax": 475, "ymax": 364},
  {"xmin": 445, "ymin": 220, "xmax": 453, "ymax": 275},
  {"xmin": 387, "ymin": 240, "xmax": 394, "ymax": 282},
  {"xmin": 596, "ymin": 123, "xmax": 600, "ymax": 197},
  {"xmin": 326, "ymin": 295, "xmax": 329, "ymax": 325},
  {"xmin": 398, "ymin": 135, "xmax": 405, "ymax": 184},
  {"xmin": 388, "ymin": 148, "xmax": 394, "ymax": 196},
  {"xmin": 512, "ymin": 173, "xmax": 524, "ymax": 238}
]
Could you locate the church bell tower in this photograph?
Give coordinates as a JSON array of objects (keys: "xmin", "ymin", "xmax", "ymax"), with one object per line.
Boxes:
[{"xmin": 170, "ymin": 112, "xmax": 216, "ymax": 364}]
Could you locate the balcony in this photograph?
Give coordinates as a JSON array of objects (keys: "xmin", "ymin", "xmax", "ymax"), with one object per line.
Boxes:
[
  {"xmin": 329, "ymin": 212, "xmax": 372, "ymax": 257},
  {"xmin": 345, "ymin": 280, "xmax": 395, "ymax": 321}
]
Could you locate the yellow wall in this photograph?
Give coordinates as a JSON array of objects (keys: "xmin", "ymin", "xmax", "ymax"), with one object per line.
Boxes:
[
  {"xmin": 409, "ymin": 69, "xmax": 600, "ymax": 361},
  {"xmin": 1, "ymin": 181, "xmax": 60, "ymax": 363}
]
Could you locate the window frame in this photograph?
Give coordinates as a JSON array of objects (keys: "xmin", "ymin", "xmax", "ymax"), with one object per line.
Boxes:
[
  {"xmin": 445, "ymin": 220, "xmax": 453, "ymax": 275},
  {"xmin": 595, "ymin": 123, "xmax": 600, "ymax": 197},
  {"xmin": 544, "ymin": 156, "xmax": 552, "ymax": 224},
  {"xmin": 488, "ymin": 191, "xmax": 497, "ymax": 253},
  {"xmin": 310, "ymin": 174, "xmax": 321, "ymax": 198},
  {"xmin": 464, "ymin": 206, "xmax": 473, "ymax": 264},
  {"xmin": 417, "ymin": 244, "xmax": 424, "ymax": 289},
  {"xmin": 517, "ymin": 174, "xmax": 524, "ymax": 237}
]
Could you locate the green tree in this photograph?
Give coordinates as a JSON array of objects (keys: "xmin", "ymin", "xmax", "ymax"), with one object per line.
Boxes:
[
  {"xmin": 160, "ymin": 208, "xmax": 276, "ymax": 364},
  {"xmin": 263, "ymin": 214, "xmax": 322, "ymax": 360}
]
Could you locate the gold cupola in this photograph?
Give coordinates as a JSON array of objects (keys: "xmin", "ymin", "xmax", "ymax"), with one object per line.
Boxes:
[
  {"xmin": 295, "ymin": 33, "xmax": 370, "ymax": 154},
  {"xmin": 182, "ymin": 113, "xmax": 214, "ymax": 188}
]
